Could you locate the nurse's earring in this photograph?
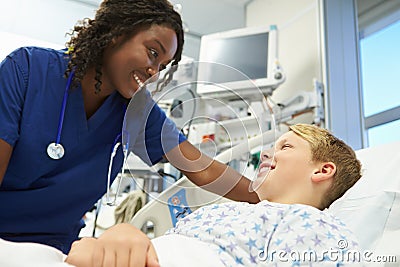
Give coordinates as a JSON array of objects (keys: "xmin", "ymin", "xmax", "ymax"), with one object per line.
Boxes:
[{"xmin": 65, "ymin": 46, "xmax": 74, "ymax": 55}]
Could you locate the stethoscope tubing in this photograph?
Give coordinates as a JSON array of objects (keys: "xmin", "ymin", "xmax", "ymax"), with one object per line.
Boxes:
[{"xmin": 56, "ymin": 71, "xmax": 75, "ymax": 145}]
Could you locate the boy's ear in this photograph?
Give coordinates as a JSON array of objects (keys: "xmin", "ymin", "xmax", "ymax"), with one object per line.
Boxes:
[{"xmin": 311, "ymin": 162, "xmax": 336, "ymax": 183}]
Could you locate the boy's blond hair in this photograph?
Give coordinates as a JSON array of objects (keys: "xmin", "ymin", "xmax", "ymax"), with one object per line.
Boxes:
[{"xmin": 289, "ymin": 124, "xmax": 362, "ymax": 209}]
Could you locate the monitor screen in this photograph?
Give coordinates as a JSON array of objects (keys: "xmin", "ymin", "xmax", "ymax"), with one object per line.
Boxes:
[
  {"xmin": 197, "ymin": 25, "xmax": 284, "ymax": 100},
  {"xmin": 200, "ymin": 32, "xmax": 269, "ymax": 82}
]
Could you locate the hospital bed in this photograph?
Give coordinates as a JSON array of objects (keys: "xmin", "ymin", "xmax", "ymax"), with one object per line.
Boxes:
[
  {"xmin": 130, "ymin": 136, "xmax": 400, "ymax": 262},
  {"xmin": 1, "ymin": 136, "xmax": 399, "ymax": 266}
]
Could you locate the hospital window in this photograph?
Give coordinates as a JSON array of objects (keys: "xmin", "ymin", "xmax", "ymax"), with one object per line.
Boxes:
[{"xmin": 359, "ymin": 18, "xmax": 400, "ymax": 147}]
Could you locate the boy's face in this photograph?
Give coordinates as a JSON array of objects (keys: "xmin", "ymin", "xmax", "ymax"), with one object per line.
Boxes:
[{"xmin": 253, "ymin": 131, "xmax": 318, "ymax": 202}]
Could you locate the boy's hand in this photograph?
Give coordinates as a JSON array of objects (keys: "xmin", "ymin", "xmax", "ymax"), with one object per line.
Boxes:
[{"xmin": 65, "ymin": 223, "xmax": 159, "ymax": 267}]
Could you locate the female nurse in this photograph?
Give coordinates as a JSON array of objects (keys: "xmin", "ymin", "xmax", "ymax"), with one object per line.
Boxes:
[{"xmin": 0, "ymin": 0, "xmax": 259, "ymax": 264}]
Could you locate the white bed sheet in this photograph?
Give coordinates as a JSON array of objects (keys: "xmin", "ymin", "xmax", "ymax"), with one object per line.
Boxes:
[
  {"xmin": 152, "ymin": 234, "xmax": 224, "ymax": 267},
  {"xmin": 0, "ymin": 238, "xmax": 72, "ymax": 267}
]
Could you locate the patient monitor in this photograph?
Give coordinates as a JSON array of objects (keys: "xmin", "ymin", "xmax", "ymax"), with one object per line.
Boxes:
[{"xmin": 197, "ymin": 25, "xmax": 285, "ymax": 100}]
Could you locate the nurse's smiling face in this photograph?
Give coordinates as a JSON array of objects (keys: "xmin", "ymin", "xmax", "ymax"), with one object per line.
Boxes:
[{"xmin": 101, "ymin": 24, "xmax": 178, "ymax": 99}]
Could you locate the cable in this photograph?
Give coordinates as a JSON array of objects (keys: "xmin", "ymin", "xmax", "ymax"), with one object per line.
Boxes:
[
  {"xmin": 157, "ymin": 168, "xmax": 177, "ymax": 181},
  {"xmin": 181, "ymin": 88, "xmax": 197, "ymax": 138}
]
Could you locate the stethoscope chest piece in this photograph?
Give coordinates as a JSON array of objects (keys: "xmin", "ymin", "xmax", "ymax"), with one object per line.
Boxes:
[{"xmin": 47, "ymin": 142, "xmax": 65, "ymax": 160}]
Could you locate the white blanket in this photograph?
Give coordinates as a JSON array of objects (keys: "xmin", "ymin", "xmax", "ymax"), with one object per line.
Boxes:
[
  {"xmin": 0, "ymin": 238, "xmax": 72, "ymax": 267},
  {"xmin": 164, "ymin": 201, "xmax": 363, "ymax": 266},
  {"xmin": 152, "ymin": 234, "xmax": 224, "ymax": 267}
]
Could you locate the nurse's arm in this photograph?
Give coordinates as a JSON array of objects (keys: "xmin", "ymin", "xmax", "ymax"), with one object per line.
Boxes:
[
  {"xmin": 164, "ymin": 140, "xmax": 260, "ymax": 203},
  {"xmin": 0, "ymin": 139, "xmax": 12, "ymax": 185}
]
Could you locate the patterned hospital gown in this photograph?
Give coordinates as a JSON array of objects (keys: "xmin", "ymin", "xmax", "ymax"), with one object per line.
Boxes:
[{"xmin": 166, "ymin": 200, "xmax": 363, "ymax": 266}]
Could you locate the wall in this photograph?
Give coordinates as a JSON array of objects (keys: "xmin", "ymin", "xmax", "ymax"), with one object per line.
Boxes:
[
  {"xmin": 0, "ymin": 0, "xmax": 96, "ymax": 58},
  {"xmin": 246, "ymin": 0, "xmax": 321, "ymax": 120},
  {"xmin": 246, "ymin": 0, "xmax": 366, "ymax": 149}
]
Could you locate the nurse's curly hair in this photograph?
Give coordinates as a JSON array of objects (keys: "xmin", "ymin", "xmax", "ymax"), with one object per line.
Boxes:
[{"xmin": 64, "ymin": 0, "xmax": 184, "ymax": 93}]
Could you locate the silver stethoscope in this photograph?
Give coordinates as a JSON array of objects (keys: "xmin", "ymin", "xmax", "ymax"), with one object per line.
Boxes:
[
  {"xmin": 47, "ymin": 70, "xmax": 128, "ymax": 206},
  {"xmin": 46, "ymin": 71, "xmax": 75, "ymax": 160}
]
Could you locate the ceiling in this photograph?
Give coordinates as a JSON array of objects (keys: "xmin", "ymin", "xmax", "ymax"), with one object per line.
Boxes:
[
  {"xmin": 169, "ymin": 0, "xmax": 253, "ymax": 37},
  {"xmin": 175, "ymin": 0, "xmax": 400, "ymax": 37},
  {"xmin": 357, "ymin": 0, "xmax": 389, "ymax": 16},
  {"xmin": 72, "ymin": 0, "xmax": 399, "ymax": 60},
  {"xmin": 73, "ymin": 0, "xmax": 400, "ymax": 38},
  {"xmin": 357, "ymin": 0, "xmax": 400, "ymax": 32},
  {"xmin": 72, "ymin": 0, "xmax": 253, "ymax": 37}
]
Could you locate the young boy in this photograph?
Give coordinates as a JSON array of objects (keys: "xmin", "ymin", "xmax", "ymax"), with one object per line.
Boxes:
[{"xmin": 66, "ymin": 124, "xmax": 363, "ymax": 266}]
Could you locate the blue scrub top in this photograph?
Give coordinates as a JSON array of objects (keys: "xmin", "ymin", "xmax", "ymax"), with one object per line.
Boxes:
[{"xmin": 0, "ymin": 47, "xmax": 186, "ymax": 253}]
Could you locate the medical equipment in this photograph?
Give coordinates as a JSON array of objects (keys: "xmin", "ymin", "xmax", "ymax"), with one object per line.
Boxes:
[
  {"xmin": 105, "ymin": 133, "xmax": 127, "ymax": 206},
  {"xmin": 93, "ymin": 130, "xmax": 131, "ymax": 237},
  {"xmin": 197, "ymin": 25, "xmax": 285, "ymax": 100}
]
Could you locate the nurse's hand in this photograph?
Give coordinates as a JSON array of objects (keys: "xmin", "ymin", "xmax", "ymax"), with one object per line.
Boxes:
[{"xmin": 65, "ymin": 223, "xmax": 159, "ymax": 267}]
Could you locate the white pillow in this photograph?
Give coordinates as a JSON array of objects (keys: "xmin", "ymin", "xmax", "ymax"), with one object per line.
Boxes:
[
  {"xmin": 346, "ymin": 141, "xmax": 400, "ymax": 198},
  {"xmin": 328, "ymin": 191, "xmax": 397, "ymax": 250},
  {"xmin": 328, "ymin": 141, "xmax": 400, "ymax": 252},
  {"xmin": 373, "ymin": 191, "xmax": 400, "ymax": 260}
]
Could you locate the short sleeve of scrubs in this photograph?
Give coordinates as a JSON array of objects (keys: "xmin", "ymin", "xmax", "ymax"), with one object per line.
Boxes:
[
  {"xmin": 124, "ymin": 88, "xmax": 186, "ymax": 166},
  {"xmin": 0, "ymin": 48, "xmax": 28, "ymax": 146}
]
